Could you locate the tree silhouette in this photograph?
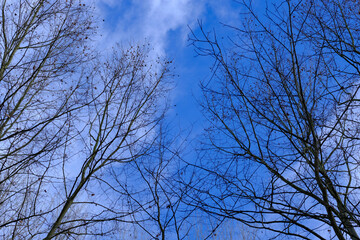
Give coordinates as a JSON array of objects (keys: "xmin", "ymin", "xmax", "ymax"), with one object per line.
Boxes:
[{"xmin": 189, "ymin": 0, "xmax": 360, "ymax": 239}]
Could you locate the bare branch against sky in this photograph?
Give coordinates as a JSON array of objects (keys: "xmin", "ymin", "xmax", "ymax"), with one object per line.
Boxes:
[{"xmin": 1, "ymin": 0, "xmax": 360, "ymax": 239}]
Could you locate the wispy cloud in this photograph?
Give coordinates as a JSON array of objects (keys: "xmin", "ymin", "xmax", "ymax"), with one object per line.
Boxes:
[{"xmin": 95, "ymin": 0, "xmax": 205, "ymax": 54}]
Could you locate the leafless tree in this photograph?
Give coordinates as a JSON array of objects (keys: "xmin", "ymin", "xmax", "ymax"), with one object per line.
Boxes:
[
  {"xmin": 104, "ymin": 122, "xmax": 197, "ymax": 240},
  {"xmin": 0, "ymin": 1, "xmax": 174, "ymax": 239},
  {"xmin": 42, "ymin": 43, "xmax": 172, "ymax": 240},
  {"xmin": 189, "ymin": 0, "xmax": 360, "ymax": 239},
  {"xmin": 0, "ymin": 0, "xmax": 93, "ymax": 238}
]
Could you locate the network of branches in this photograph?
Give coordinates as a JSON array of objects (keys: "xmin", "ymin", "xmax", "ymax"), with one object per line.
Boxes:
[{"xmin": 0, "ymin": 0, "xmax": 359, "ymax": 239}]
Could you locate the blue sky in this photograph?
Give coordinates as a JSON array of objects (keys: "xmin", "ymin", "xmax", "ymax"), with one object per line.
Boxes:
[
  {"xmin": 94, "ymin": 0, "xmax": 242, "ymax": 129},
  {"xmin": 89, "ymin": 2, "xmax": 245, "ymax": 238},
  {"xmin": 71, "ymin": 2, "xmax": 360, "ymax": 239}
]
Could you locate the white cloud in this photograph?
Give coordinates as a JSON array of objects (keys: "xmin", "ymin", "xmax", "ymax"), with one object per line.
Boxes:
[{"xmin": 94, "ymin": 0, "xmax": 205, "ymax": 55}]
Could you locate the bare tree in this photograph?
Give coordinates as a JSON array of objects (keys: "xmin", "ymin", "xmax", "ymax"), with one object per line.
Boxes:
[
  {"xmin": 189, "ymin": 0, "xmax": 360, "ymax": 239},
  {"xmin": 0, "ymin": 1, "xmax": 174, "ymax": 239},
  {"xmin": 42, "ymin": 43, "xmax": 172, "ymax": 239},
  {"xmin": 105, "ymin": 122, "xmax": 196, "ymax": 240},
  {"xmin": 0, "ymin": 0, "xmax": 93, "ymax": 238}
]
